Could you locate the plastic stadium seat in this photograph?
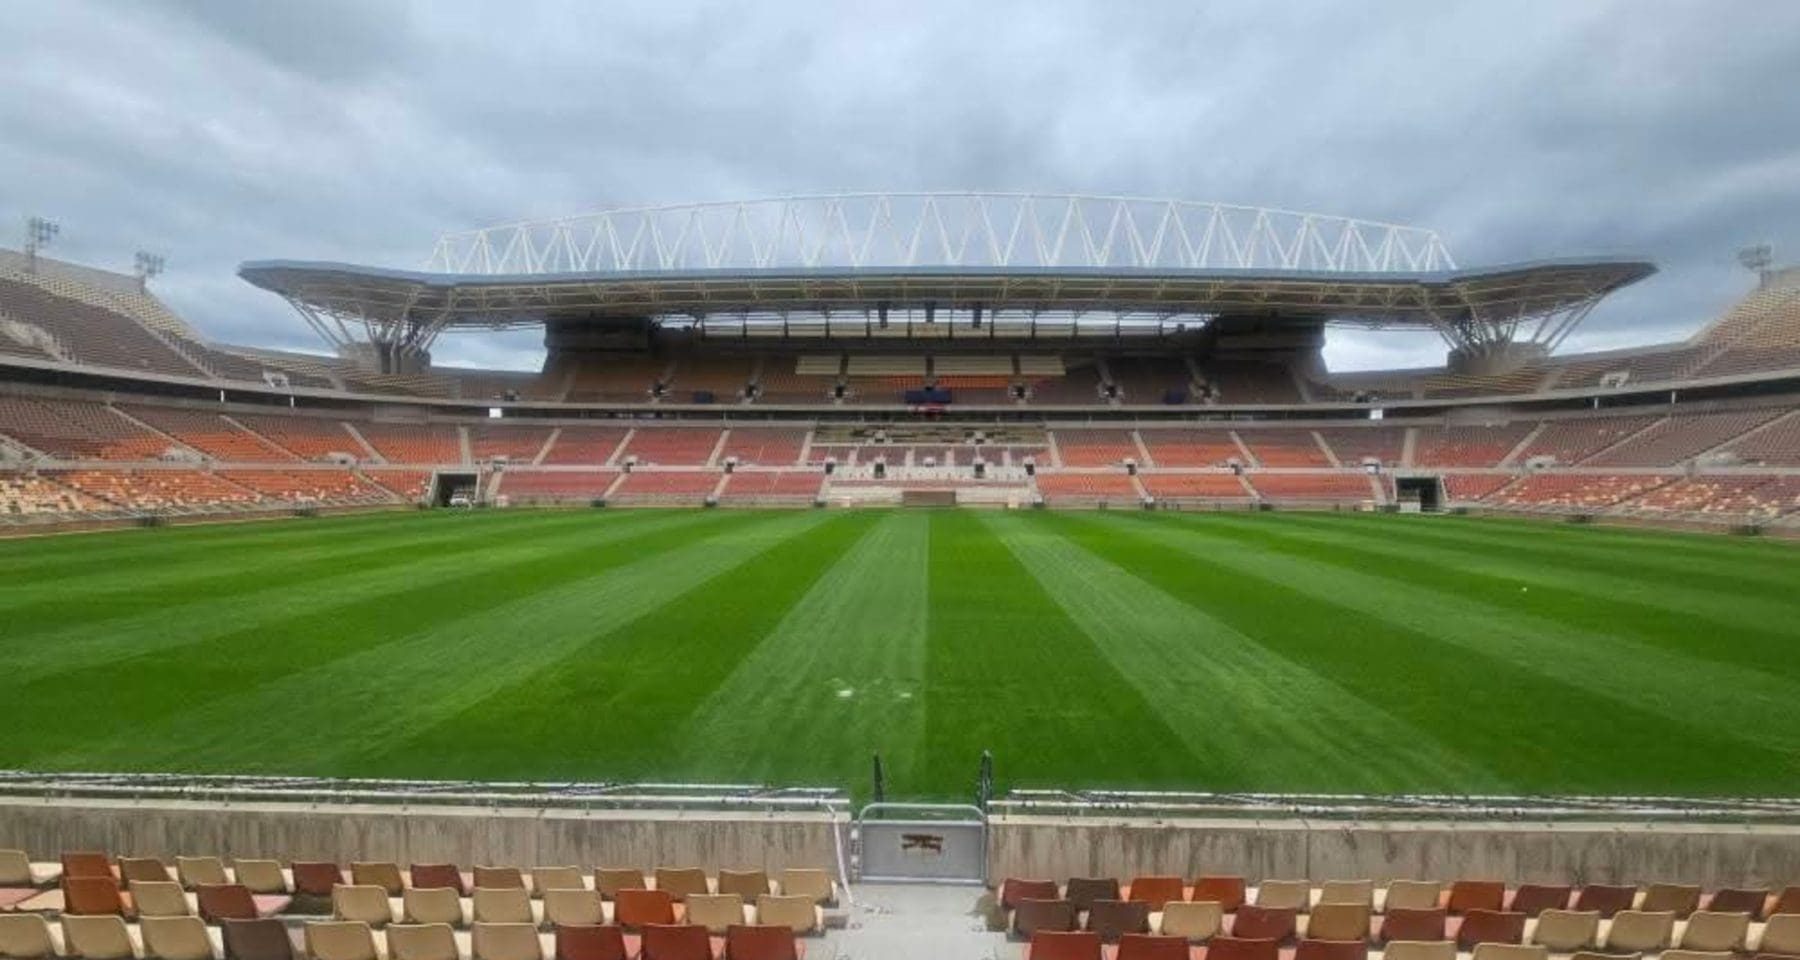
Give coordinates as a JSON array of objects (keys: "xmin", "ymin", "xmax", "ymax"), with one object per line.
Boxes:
[
  {"xmin": 0, "ymin": 850, "xmax": 39, "ymax": 888},
  {"xmin": 1192, "ymin": 877, "xmax": 1247, "ymax": 913},
  {"xmin": 753, "ymin": 895, "xmax": 817, "ymax": 935},
  {"xmin": 1759, "ymin": 915, "xmax": 1800, "ymax": 956},
  {"xmin": 175, "ymin": 857, "xmax": 229, "ymax": 892},
  {"xmin": 1469, "ymin": 945, "xmax": 1547, "ymax": 960},
  {"xmin": 1304, "ymin": 903, "xmax": 1370, "ymax": 942},
  {"xmin": 473, "ymin": 887, "xmax": 535, "ymax": 924},
  {"xmin": 1448, "ymin": 882, "xmax": 1506, "ymax": 916},
  {"xmin": 596, "ymin": 869, "xmax": 646, "ymax": 900},
  {"xmin": 1084, "ymin": 900, "xmax": 1150, "ymax": 941},
  {"xmin": 233, "ymin": 861, "xmax": 288, "ymax": 895},
  {"xmin": 122, "ymin": 858, "xmax": 175, "ymax": 884},
  {"xmin": 1568, "ymin": 951, "xmax": 1643, "ymax": 960},
  {"xmin": 142, "ymin": 915, "xmax": 218, "ymax": 960},
  {"xmin": 722, "ymin": 924, "xmax": 802, "ymax": 960},
  {"xmin": 62, "ymin": 852, "xmax": 115, "ymax": 882},
  {"xmin": 775, "ymin": 870, "xmax": 833, "ymax": 906},
  {"xmin": 1026, "ymin": 930, "xmax": 1103, "ymax": 960},
  {"xmin": 1574, "ymin": 885, "xmax": 1637, "ymax": 919},
  {"xmin": 1255, "ymin": 881, "xmax": 1311, "ymax": 911},
  {"xmin": 474, "ymin": 867, "xmax": 527, "ymax": 893},
  {"xmin": 640, "ymin": 924, "xmax": 712, "ymax": 960},
  {"xmin": 555, "ymin": 925, "xmax": 630, "ymax": 960},
  {"xmin": 1318, "ymin": 881, "xmax": 1374, "ymax": 908},
  {"xmin": 292, "ymin": 863, "xmax": 344, "ymax": 899},
  {"xmin": 1065, "ymin": 878, "xmax": 1122, "ymax": 913},
  {"xmin": 653, "ymin": 869, "xmax": 710, "ymax": 903},
  {"xmin": 412, "ymin": 865, "xmax": 469, "ymax": 896},
  {"xmin": 1678, "ymin": 911, "xmax": 1750, "ymax": 952},
  {"xmin": 1507, "ymin": 885, "xmax": 1571, "ymax": 918},
  {"xmin": 128, "ymin": 880, "xmax": 190, "ymax": 919},
  {"xmin": 1231, "ymin": 906, "xmax": 1296, "ymax": 943},
  {"xmin": 404, "ymin": 887, "xmax": 467, "ymax": 926},
  {"xmin": 1114, "ymin": 933, "xmax": 1187, "ymax": 960},
  {"xmin": 1158, "ymin": 901, "xmax": 1223, "ymax": 941},
  {"xmin": 686, "ymin": 894, "xmax": 746, "ymax": 935},
  {"xmin": 222, "ymin": 919, "xmax": 297, "ymax": 960},
  {"xmin": 1383, "ymin": 882, "xmax": 1442, "ymax": 913},
  {"xmin": 715, "ymin": 871, "xmax": 770, "ymax": 901},
  {"xmin": 1661, "ymin": 951, "xmax": 1734, "ymax": 960},
  {"xmin": 1456, "ymin": 910, "xmax": 1525, "ymax": 949},
  {"xmin": 615, "ymin": 889, "xmax": 678, "ymax": 930},
  {"xmin": 533, "ymin": 868, "xmax": 585, "ymax": 894},
  {"xmin": 1125, "ymin": 877, "xmax": 1185, "ymax": 912},
  {"xmin": 543, "ymin": 889, "xmax": 606, "ymax": 927},
  {"xmin": 332, "ymin": 885, "xmax": 397, "ymax": 928},
  {"xmin": 303, "ymin": 922, "xmax": 380, "ymax": 960},
  {"xmin": 0, "ymin": 915, "xmax": 57, "ymax": 960},
  {"xmin": 1603, "ymin": 911, "xmax": 1675, "ymax": 952},
  {"xmin": 1529, "ymin": 909, "xmax": 1599, "ymax": 951},
  {"xmin": 1205, "ymin": 936, "xmax": 1280, "ymax": 960},
  {"xmin": 1774, "ymin": 887, "xmax": 1800, "ymax": 918},
  {"xmin": 63, "ymin": 915, "xmax": 135, "ymax": 960},
  {"xmin": 1295, "ymin": 939, "xmax": 1367, "ymax": 960},
  {"xmin": 63, "ymin": 876, "xmax": 129, "ymax": 916},
  {"xmin": 1014, "ymin": 899, "xmax": 1077, "ymax": 938},
  {"xmin": 349, "ymin": 864, "xmax": 404, "ymax": 897},
  {"xmin": 199, "ymin": 884, "xmax": 260, "ymax": 923},
  {"xmin": 385, "ymin": 924, "xmax": 460, "ymax": 960},
  {"xmin": 1378, "ymin": 908, "xmax": 1446, "ymax": 943},
  {"xmin": 1381, "ymin": 942, "xmax": 1454, "ymax": 960},
  {"xmin": 472, "ymin": 922, "xmax": 544, "ymax": 960},
  {"xmin": 1641, "ymin": 884, "xmax": 1703, "ymax": 919},
  {"xmin": 1708, "ymin": 888, "xmax": 1770, "ymax": 920},
  {"xmin": 1004, "ymin": 879, "xmax": 1064, "ymax": 910}
]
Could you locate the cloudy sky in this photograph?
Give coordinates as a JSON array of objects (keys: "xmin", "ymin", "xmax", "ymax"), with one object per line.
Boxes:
[{"xmin": 2, "ymin": 0, "xmax": 1796, "ymax": 371}]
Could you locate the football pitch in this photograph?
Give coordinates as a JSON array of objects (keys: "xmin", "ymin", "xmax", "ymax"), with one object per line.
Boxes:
[{"xmin": 4, "ymin": 507, "xmax": 1798, "ymax": 800}]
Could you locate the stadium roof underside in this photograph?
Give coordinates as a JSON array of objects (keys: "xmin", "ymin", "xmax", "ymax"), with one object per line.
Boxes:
[{"xmin": 240, "ymin": 258, "xmax": 1655, "ymax": 358}]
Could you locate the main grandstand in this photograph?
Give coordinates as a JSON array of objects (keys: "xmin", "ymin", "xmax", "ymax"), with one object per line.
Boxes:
[{"xmin": 0, "ymin": 194, "xmax": 1797, "ymax": 530}]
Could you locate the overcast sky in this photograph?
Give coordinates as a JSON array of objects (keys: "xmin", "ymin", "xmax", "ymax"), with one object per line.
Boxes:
[{"xmin": 3, "ymin": 0, "xmax": 1796, "ymax": 371}]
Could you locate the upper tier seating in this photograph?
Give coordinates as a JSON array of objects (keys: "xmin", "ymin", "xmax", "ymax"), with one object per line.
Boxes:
[
  {"xmin": 1515, "ymin": 415, "xmax": 1660, "ymax": 465},
  {"xmin": 0, "ymin": 397, "xmax": 186, "ymax": 460},
  {"xmin": 1110, "ymin": 358, "xmax": 1195, "ymax": 404},
  {"xmin": 1237, "ymin": 431, "xmax": 1332, "ymax": 467},
  {"xmin": 563, "ymin": 355, "xmax": 669, "ymax": 403},
  {"xmin": 1246, "ymin": 473, "xmax": 1373, "ymax": 501},
  {"xmin": 496, "ymin": 470, "xmax": 618, "ymax": 501},
  {"xmin": 756, "ymin": 356, "xmax": 842, "ymax": 404},
  {"xmin": 231, "ymin": 415, "xmax": 362, "ymax": 461},
  {"xmin": 1715, "ymin": 412, "xmax": 1800, "ymax": 466},
  {"xmin": 1138, "ymin": 430, "xmax": 1244, "ymax": 467},
  {"xmin": 1203, "ymin": 359, "xmax": 1303, "ymax": 404},
  {"xmin": 1586, "ymin": 409, "xmax": 1785, "ymax": 467},
  {"xmin": 355, "ymin": 424, "xmax": 463, "ymax": 465},
  {"xmin": 0, "ymin": 276, "xmax": 204, "ymax": 379},
  {"xmin": 663, "ymin": 355, "xmax": 753, "ymax": 402},
  {"xmin": 121, "ymin": 406, "xmax": 296, "ymax": 462},
  {"xmin": 1140, "ymin": 473, "xmax": 1251, "ymax": 499},
  {"xmin": 1547, "ymin": 345, "xmax": 1710, "ymax": 390},
  {"xmin": 540, "ymin": 428, "xmax": 629, "ymax": 465},
  {"xmin": 1411, "ymin": 424, "xmax": 1536, "ymax": 468},
  {"xmin": 619, "ymin": 429, "xmax": 724, "ymax": 466},
  {"xmin": 1315, "ymin": 428, "xmax": 1404, "ymax": 467},
  {"xmin": 1029, "ymin": 362, "xmax": 1105, "ymax": 405},
  {"xmin": 719, "ymin": 430, "xmax": 808, "ymax": 466},
  {"xmin": 468, "ymin": 425, "xmax": 554, "ymax": 464},
  {"xmin": 1054, "ymin": 430, "xmax": 1140, "ymax": 467}
]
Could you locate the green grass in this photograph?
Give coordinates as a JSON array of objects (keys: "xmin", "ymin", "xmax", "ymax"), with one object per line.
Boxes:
[{"xmin": 4, "ymin": 508, "xmax": 1800, "ymax": 800}]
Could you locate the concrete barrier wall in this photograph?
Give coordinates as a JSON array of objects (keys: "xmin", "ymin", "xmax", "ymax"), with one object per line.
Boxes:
[{"xmin": 989, "ymin": 815, "xmax": 1800, "ymax": 888}]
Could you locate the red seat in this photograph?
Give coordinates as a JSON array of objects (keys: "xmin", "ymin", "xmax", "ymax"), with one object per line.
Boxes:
[
  {"xmin": 1203, "ymin": 936, "xmax": 1278, "ymax": 960},
  {"xmin": 556, "ymin": 925, "xmax": 630, "ymax": 960},
  {"xmin": 1229, "ymin": 906, "xmax": 1296, "ymax": 943},
  {"xmin": 1456, "ymin": 910, "xmax": 1525, "ymax": 950},
  {"xmin": 291, "ymin": 863, "xmax": 343, "ymax": 898},
  {"xmin": 617, "ymin": 889, "xmax": 680, "ymax": 930},
  {"xmin": 63, "ymin": 876, "xmax": 128, "ymax": 916},
  {"xmin": 61, "ymin": 853, "xmax": 114, "ymax": 882},
  {"xmin": 198, "ymin": 884, "xmax": 259, "ymax": 923},
  {"xmin": 1709, "ymin": 888, "xmax": 1770, "ymax": 920},
  {"xmin": 1191, "ymin": 877, "xmax": 1246, "ymax": 913},
  {"xmin": 640, "ymin": 924, "xmax": 714, "ymax": 960},
  {"xmin": 1115, "ymin": 934, "xmax": 1189, "ymax": 960},
  {"xmin": 722, "ymin": 925, "xmax": 802, "ymax": 960},
  {"xmin": 1294, "ymin": 939, "xmax": 1366, "ymax": 960},
  {"xmin": 1507, "ymin": 885, "xmax": 1571, "ymax": 918},
  {"xmin": 1447, "ymin": 881, "xmax": 1505, "ymax": 916},
  {"xmin": 1773, "ymin": 886, "xmax": 1800, "ymax": 918},
  {"xmin": 1029, "ymin": 930, "xmax": 1104, "ymax": 960},
  {"xmin": 222, "ymin": 918, "xmax": 296, "ymax": 960},
  {"xmin": 1573, "ymin": 885, "xmax": 1636, "ymax": 919},
  {"xmin": 1126, "ymin": 877, "xmax": 1186, "ymax": 911},
  {"xmin": 1378, "ymin": 908, "xmax": 1446, "ymax": 943},
  {"xmin": 1003, "ymin": 879, "xmax": 1064, "ymax": 910},
  {"xmin": 410, "ymin": 864, "xmax": 468, "ymax": 895}
]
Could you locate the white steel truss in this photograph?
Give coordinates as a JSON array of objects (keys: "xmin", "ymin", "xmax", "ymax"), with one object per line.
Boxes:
[{"xmin": 425, "ymin": 194, "xmax": 1456, "ymax": 276}]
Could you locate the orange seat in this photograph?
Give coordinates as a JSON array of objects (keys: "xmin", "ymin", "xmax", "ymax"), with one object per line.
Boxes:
[
  {"xmin": 63, "ymin": 876, "xmax": 129, "ymax": 916},
  {"xmin": 1191, "ymin": 877, "xmax": 1247, "ymax": 913},
  {"xmin": 1447, "ymin": 882, "xmax": 1506, "ymax": 916},
  {"xmin": 198, "ymin": 884, "xmax": 259, "ymax": 923},
  {"xmin": 1028, "ymin": 930, "xmax": 1104, "ymax": 960},
  {"xmin": 1126, "ymin": 877, "xmax": 1186, "ymax": 911},
  {"xmin": 62, "ymin": 853, "xmax": 115, "ymax": 882},
  {"xmin": 1294, "ymin": 939, "xmax": 1366, "ymax": 960},
  {"xmin": 1116, "ymin": 933, "xmax": 1189, "ymax": 960},
  {"xmin": 722, "ymin": 925, "xmax": 802, "ymax": 960},
  {"xmin": 1574, "ymin": 886, "xmax": 1636, "ymax": 919},
  {"xmin": 1203, "ymin": 936, "xmax": 1278, "ymax": 960},
  {"xmin": 617, "ymin": 889, "xmax": 680, "ymax": 930},
  {"xmin": 1457, "ymin": 910, "xmax": 1525, "ymax": 950},
  {"xmin": 1379, "ymin": 908, "xmax": 1446, "ymax": 943},
  {"xmin": 640, "ymin": 924, "xmax": 714, "ymax": 960},
  {"xmin": 410, "ymin": 865, "xmax": 467, "ymax": 895},
  {"xmin": 1003, "ymin": 879, "xmax": 1063, "ymax": 910},
  {"xmin": 1507, "ymin": 886, "xmax": 1571, "ymax": 918},
  {"xmin": 555, "ymin": 925, "xmax": 629, "ymax": 960},
  {"xmin": 292, "ymin": 863, "xmax": 343, "ymax": 898}
]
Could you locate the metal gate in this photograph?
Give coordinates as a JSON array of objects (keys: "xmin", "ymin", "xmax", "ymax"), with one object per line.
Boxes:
[{"xmin": 855, "ymin": 803, "xmax": 987, "ymax": 884}]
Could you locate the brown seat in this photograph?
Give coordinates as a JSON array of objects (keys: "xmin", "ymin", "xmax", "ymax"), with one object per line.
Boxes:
[
  {"xmin": 474, "ymin": 868, "xmax": 526, "ymax": 892},
  {"xmin": 1205, "ymin": 936, "xmax": 1280, "ymax": 960},
  {"xmin": 349, "ymin": 864, "xmax": 404, "ymax": 898},
  {"xmin": 555, "ymin": 925, "xmax": 629, "ymax": 960},
  {"xmin": 292, "ymin": 863, "xmax": 343, "ymax": 899},
  {"xmin": 1507, "ymin": 885, "xmax": 1570, "ymax": 918},
  {"xmin": 1192, "ymin": 877, "xmax": 1247, "ymax": 913},
  {"xmin": 1065, "ymin": 878, "xmax": 1122, "ymax": 913},
  {"xmin": 1574, "ymin": 886, "xmax": 1637, "ymax": 919},
  {"xmin": 121, "ymin": 858, "xmax": 173, "ymax": 884},
  {"xmin": 615, "ymin": 889, "xmax": 678, "ymax": 929},
  {"xmin": 199, "ymin": 884, "xmax": 260, "ymax": 923},
  {"xmin": 1774, "ymin": 886, "xmax": 1800, "ymax": 918},
  {"xmin": 1230, "ymin": 906, "xmax": 1296, "ymax": 943},
  {"xmin": 1318, "ymin": 881, "xmax": 1374, "ymax": 909},
  {"xmin": 63, "ymin": 876, "xmax": 129, "ymax": 916},
  {"xmin": 1125, "ymin": 877, "xmax": 1185, "ymax": 912},
  {"xmin": 1115, "ymin": 934, "xmax": 1187, "ymax": 960},
  {"xmin": 722, "ymin": 925, "xmax": 801, "ymax": 960},
  {"xmin": 639, "ymin": 924, "xmax": 712, "ymax": 960},
  {"xmin": 1378, "ymin": 908, "xmax": 1445, "ymax": 943},
  {"xmin": 1295, "ymin": 939, "xmax": 1367, "ymax": 960},
  {"xmin": 1448, "ymin": 882, "xmax": 1506, "ymax": 916},
  {"xmin": 410, "ymin": 865, "xmax": 468, "ymax": 896},
  {"xmin": 715, "ymin": 871, "xmax": 769, "ymax": 901},
  {"xmin": 1304, "ymin": 903, "xmax": 1370, "ymax": 943},
  {"xmin": 1084, "ymin": 900, "xmax": 1150, "ymax": 942},
  {"xmin": 1014, "ymin": 899, "xmax": 1077, "ymax": 939},
  {"xmin": 1026, "ymin": 930, "xmax": 1103, "ymax": 960},
  {"xmin": 62, "ymin": 853, "xmax": 114, "ymax": 882},
  {"xmin": 1456, "ymin": 910, "xmax": 1525, "ymax": 950},
  {"xmin": 1641, "ymin": 884, "xmax": 1702, "ymax": 919},
  {"xmin": 1003, "ymin": 879, "xmax": 1063, "ymax": 910},
  {"xmin": 222, "ymin": 919, "xmax": 296, "ymax": 960},
  {"xmin": 594, "ymin": 869, "xmax": 645, "ymax": 901},
  {"xmin": 1707, "ymin": 888, "xmax": 1769, "ymax": 920},
  {"xmin": 652, "ymin": 869, "xmax": 709, "ymax": 903}
]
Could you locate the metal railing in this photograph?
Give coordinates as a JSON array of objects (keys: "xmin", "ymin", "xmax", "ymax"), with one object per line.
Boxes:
[{"xmin": 992, "ymin": 788, "xmax": 1800, "ymax": 823}]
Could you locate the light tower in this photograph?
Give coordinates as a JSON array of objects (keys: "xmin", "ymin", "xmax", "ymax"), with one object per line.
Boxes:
[
  {"xmin": 1738, "ymin": 244, "xmax": 1774, "ymax": 287},
  {"xmin": 23, "ymin": 217, "xmax": 59, "ymax": 273},
  {"xmin": 134, "ymin": 251, "xmax": 166, "ymax": 291}
]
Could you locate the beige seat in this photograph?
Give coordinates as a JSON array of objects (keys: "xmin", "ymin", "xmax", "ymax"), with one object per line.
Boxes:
[
  {"xmin": 1661, "ymin": 952, "xmax": 1732, "ymax": 960},
  {"xmin": 1384, "ymin": 882, "xmax": 1442, "ymax": 913},
  {"xmin": 1530, "ymin": 909, "xmax": 1598, "ymax": 951},
  {"xmin": 140, "ymin": 917, "xmax": 215, "ymax": 960},
  {"xmin": 1306, "ymin": 903, "xmax": 1370, "ymax": 941},
  {"xmin": 1677, "ymin": 911, "xmax": 1749, "ymax": 952},
  {"xmin": 1159, "ymin": 901, "xmax": 1224, "ymax": 941},
  {"xmin": 1641, "ymin": 885, "xmax": 1702, "ymax": 918},
  {"xmin": 1603, "ymin": 910, "xmax": 1675, "ymax": 952},
  {"xmin": 1470, "ymin": 945, "xmax": 1547, "ymax": 960},
  {"xmin": 385, "ymin": 924, "xmax": 460, "ymax": 960},
  {"xmin": 472, "ymin": 869, "xmax": 526, "ymax": 894},
  {"xmin": 1381, "ymin": 942, "xmax": 1455, "ymax": 960},
  {"xmin": 403, "ymin": 888, "xmax": 466, "ymax": 927},
  {"xmin": 685, "ymin": 894, "xmax": 746, "ymax": 934},
  {"xmin": 715, "ymin": 871, "xmax": 770, "ymax": 901},
  {"xmin": 530, "ymin": 868, "xmax": 584, "ymax": 894},
  {"xmin": 62, "ymin": 915, "xmax": 137, "ymax": 960},
  {"xmin": 540, "ymin": 889, "xmax": 603, "ymax": 928},
  {"xmin": 1318, "ymin": 881, "xmax": 1374, "ymax": 908},
  {"xmin": 175, "ymin": 858, "xmax": 229, "ymax": 892},
  {"xmin": 232, "ymin": 862, "xmax": 287, "ymax": 896},
  {"xmin": 1256, "ymin": 880, "xmax": 1311, "ymax": 912},
  {"xmin": 593, "ymin": 870, "xmax": 643, "ymax": 900},
  {"xmin": 0, "ymin": 851, "xmax": 36, "ymax": 890},
  {"xmin": 470, "ymin": 924, "xmax": 542, "ymax": 960},
  {"xmin": 1758, "ymin": 913, "xmax": 1800, "ymax": 955},
  {"xmin": 471, "ymin": 888, "xmax": 533, "ymax": 925},
  {"xmin": 303, "ymin": 922, "xmax": 378, "ymax": 960},
  {"xmin": 0, "ymin": 915, "xmax": 59, "ymax": 960},
  {"xmin": 652, "ymin": 869, "xmax": 709, "ymax": 902},
  {"xmin": 132, "ymin": 881, "xmax": 193, "ymax": 918},
  {"xmin": 121, "ymin": 859, "xmax": 175, "ymax": 885},
  {"xmin": 349, "ymin": 864, "xmax": 405, "ymax": 897},
  {"xmin": 332, "ymin": 885, "xmax": 398, "ymax": 928},
  {"xmin": 776, "ymin": 869, "xmax": 833, "ymax": 905},
  {"xmin": 754, "ymin": 895, "xmax": 818, "ymax": 934}
]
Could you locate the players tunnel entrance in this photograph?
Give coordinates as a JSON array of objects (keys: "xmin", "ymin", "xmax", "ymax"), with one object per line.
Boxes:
[
  {"xmin": 434, "ymin": 472, "xmax": 478, "ymax": 507},
  {"xmin": 1395, "ymin": 476, "xmax": 1442, "ymax": 512}
]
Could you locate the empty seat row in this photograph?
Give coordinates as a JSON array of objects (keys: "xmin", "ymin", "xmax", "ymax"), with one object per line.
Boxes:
[
  {"xmin": 324, "ymin": 887, "xmax": 820, "ymax": 935},
  {"xmin": 1025, "ymin": 931, "xmax": 1787, "ymax": 960}
]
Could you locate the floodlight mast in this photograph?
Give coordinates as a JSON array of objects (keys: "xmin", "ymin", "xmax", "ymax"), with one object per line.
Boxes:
[
  {"xmin": 1739, "ymin": 244, "xmax": 1774, "ymax": 286},
  {"xmin": 134, "ymin": 251, "xmax": 166, "ymax": 292},
  {"xmin": 24, "ymin": 217, "xmax": 59, "ymax": 273}
]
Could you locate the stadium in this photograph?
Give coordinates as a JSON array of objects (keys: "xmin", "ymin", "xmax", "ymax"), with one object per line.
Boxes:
[{"xmin": 4, "ymin": 193, "xmax": 1800, "ymax": 959}]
